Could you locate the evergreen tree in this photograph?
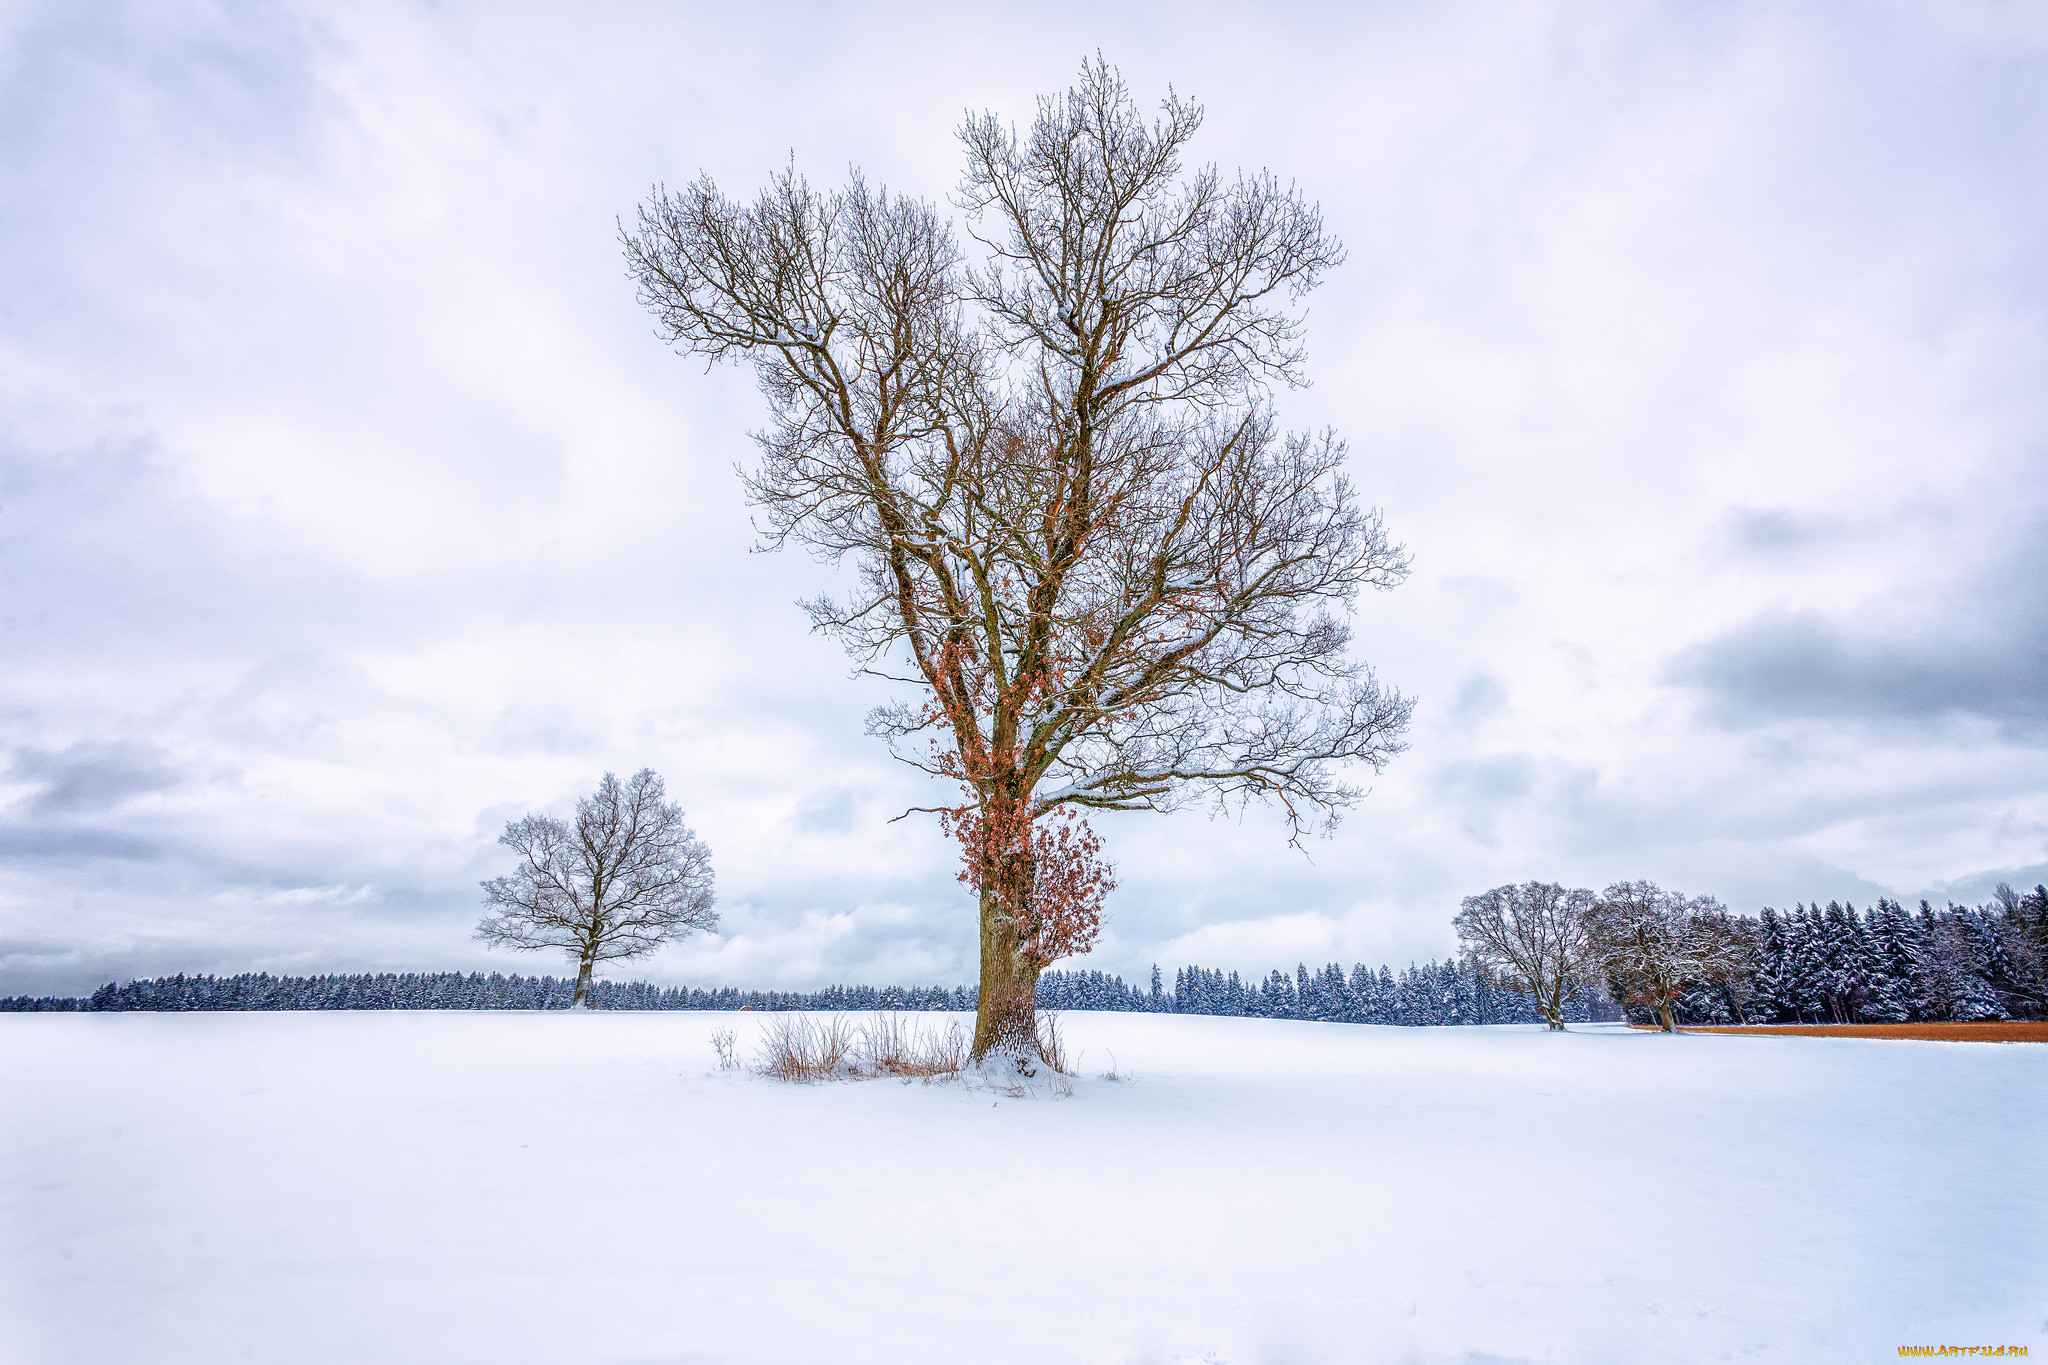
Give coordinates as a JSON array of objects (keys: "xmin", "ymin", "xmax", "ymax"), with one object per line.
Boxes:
[
  {"xmin": 1262, "ymin": 969, "xmax": 1297, "ymax": 1019},
  {"xmin": 1859, "ymin": 902, "xmax": 1916, "ymax": 1023},
  {"xmin": 1999, "ymin": 885, "xmax": 2048, "ymax": 1020},
  {"xmin": 1919, "ymin": 904, "xmax": 2005, "ymax": 1021},
  {"xmin": 1963, "ymin": 910, "xmax": 2019, "ymax": 1018},
  {"xmin": 1319, "ymin": 963, "xmax": 1352, "ymax": 1022},
  {"xmin": 1346, "ymin": 963, "xmax": 1376, "ymax": 1023},
  {"xmin": 1753, "ymin": 909, "xmax": 1794, "ymax": 1023},
  {"xmin": 1784, "ymin": 906, "xmax": 1829, "ymax": 1022}
]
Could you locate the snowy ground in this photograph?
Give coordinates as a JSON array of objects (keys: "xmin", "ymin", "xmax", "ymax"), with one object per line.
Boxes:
[{"xmin": 2, "ymin": 1011, "xmax": 2042, "ymax": 1364}]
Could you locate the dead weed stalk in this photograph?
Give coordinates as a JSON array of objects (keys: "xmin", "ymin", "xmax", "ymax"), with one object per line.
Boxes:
[{"xmin": 1035, "ymin": 1009, "xmax": 1073, "ymax": 1075}]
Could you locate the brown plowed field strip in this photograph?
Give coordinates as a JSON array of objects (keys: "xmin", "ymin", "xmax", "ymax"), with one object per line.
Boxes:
[{"xmin": 1630, "ymin": 1022, "xmax": 2048, "ymax": 1042}]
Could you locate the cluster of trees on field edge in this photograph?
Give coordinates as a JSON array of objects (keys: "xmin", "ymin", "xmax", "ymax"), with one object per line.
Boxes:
[{"xmin": 1455, "ymin": 880, "xmax": 2048, "ymax": 1031}]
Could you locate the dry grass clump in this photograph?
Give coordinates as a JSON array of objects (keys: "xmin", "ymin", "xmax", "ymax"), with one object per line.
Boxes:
[
  {"xmin": 859, "ymin": 1013, "xmax": 969, "ymax": 1078},
  {"xmin": 755, "ymin": 1012, "xmax": 980, "ymax": 1082},
  {"xmin": 752, "ymin": 1010, "xmax": 1092, "ymax": 1088},
  {"xmin": 709, "ymin": 1027, "xmax": 739, "ymax": 1070},
  {"xmin": 755, "ymin": 1014, "xmax": 857, "ymax": 1082}
]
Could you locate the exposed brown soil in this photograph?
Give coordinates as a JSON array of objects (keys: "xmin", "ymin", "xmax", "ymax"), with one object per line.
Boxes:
[{"xmin": 1629, "ymin": 1021, "xmax": 2048, "ymax": 1043}]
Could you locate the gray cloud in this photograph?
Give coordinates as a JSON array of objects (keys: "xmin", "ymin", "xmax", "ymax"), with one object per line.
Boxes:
[
  {"xmin": 1927, "ymin": 860, "xmax": 2048, "ymax": 909},
  {"xmin": 1667, "ymin": 515, "xmax": 2048, "ymax": 736},
  {"xmin": 1430, "ymin": 753, "xmax": 1535, "ymax": 809},
  {"xmin": 1443, "ymin": 672, "xmax": 1508, "ymax": 730},
  {"xmin": 0, "ymin": 824, "xmax": 165, "ymax": 861},
  {"xmin": 790, "ymin": 785, "xmax": 875, "ymax": 836},
  {"xmin": 9, "ymin": 741, "xmax": 183, "ymax": 816},
  {"xmin": 1669, "ymin": 611, "xmax": 2047, "ymax": 732},
  {"xmin": 1718, "ymin": 507, "xmax": 1854, "ymax": 555}
]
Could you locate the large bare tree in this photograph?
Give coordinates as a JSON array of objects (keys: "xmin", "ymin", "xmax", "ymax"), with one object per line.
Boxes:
[
  {"xmin": 1453, "ymin": 882, "xmax": 1597, "ymax": 1031},
  {"xmin": 622, "ymin": 60, "xmax": 1411, "ymax": 1062},
  {"xmin": 477, "ymin": 769, "xmax": 718, "ymax": 1007},
  {"xmin": 1585, "ymin": 880, "xmax": 1738, "ymax": 1033}
]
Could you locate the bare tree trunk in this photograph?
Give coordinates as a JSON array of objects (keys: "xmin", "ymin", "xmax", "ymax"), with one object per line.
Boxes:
[
  {"xmin": 1657, "ymin": 1000, "xmax": 1676, "ymax": 1032},
  {"xmin": 971, "ymin": 854, "xmax": 1040, "ymax": 1065},
  {"xmin": 571, "ymin": 955, "xmax": 595, "ymax": 1009}
]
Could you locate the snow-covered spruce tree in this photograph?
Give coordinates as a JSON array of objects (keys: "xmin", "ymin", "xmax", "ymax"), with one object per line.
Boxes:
[
  {"xmin": 1960, "ymin": 908, "xmax": 2019, "ymax": 1019},
  {"xmin": 1375, "ymin": 965, "xmax": 1398, "ymax": 1023},
  {"xmin": 1452, "ymin": 882, "xmax": 1596, "ymax": 1030},
  {"xmin": 1753, "ymin": 908, "xmax": 1791, "ymax": 1022},
  {"xmin": 1915, "ymin": 902, "xmax": 2005, "ymax": 1022},
  {"xmin": 1991, "ymin": 883, "xmax": 2048, "ymax": 1019},
  {"xmin": 623, "ymin": 61, "xmax": 1411, "ymax": 1064},
  {"xmin": 1777, "ymin": 905, "xmax": 1827, "ymax": 1023},
  {"xmin": 1815, "ymin": 900, "xmax": 1886, "ymax": 1022},
  {"xmin": 476, "ymin": 770, "xmax": 718, "ymax": 1008},
  {"xmin": 1347, "ymin": 963, "xmax": 1377, "ymax": 1021},
  {"xmin": 1860, "ymin": 900, "xmax": 1922, "ymax": 1023}
]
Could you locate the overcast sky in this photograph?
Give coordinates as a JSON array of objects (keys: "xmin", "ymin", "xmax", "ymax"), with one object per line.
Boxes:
[{"xmin": 3, "ymin": 0, "xmax": 2044, "ymax": 997}]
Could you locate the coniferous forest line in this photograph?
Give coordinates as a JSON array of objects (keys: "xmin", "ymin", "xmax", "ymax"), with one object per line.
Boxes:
[
  {"xmin": 0, "ymin": 958, "xmax": 1605, "ymax": 1024},
  {"xmin": 5, "ymin": 888, "xmax": 2041, "ymax": 1025},
  {"xmin": 1706, "ymin": 894, "xmax": 2048, "ymax": 1024}
]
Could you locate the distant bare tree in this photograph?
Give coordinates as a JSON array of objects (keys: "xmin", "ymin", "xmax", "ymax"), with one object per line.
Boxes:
[
  {"xmin": 1453, "ymin": 882, "xmax": 1597, "ymax": 1030},
  {"xmin": 1585, "ymin": 880, "xmax": 1733, "ymax": 1033},
  {"xmin": 477, "ymin": 769, "xmax": 717, "ymax": 1007},
  {"xmin": 622, "ymin": 59, "xmax": 1411, "ymax": 1062}
]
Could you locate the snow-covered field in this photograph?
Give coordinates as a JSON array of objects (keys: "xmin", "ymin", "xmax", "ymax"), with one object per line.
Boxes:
[{"xmin": 2, "ymin": 1011, "xmax": 2041, "ymax": 1364}]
